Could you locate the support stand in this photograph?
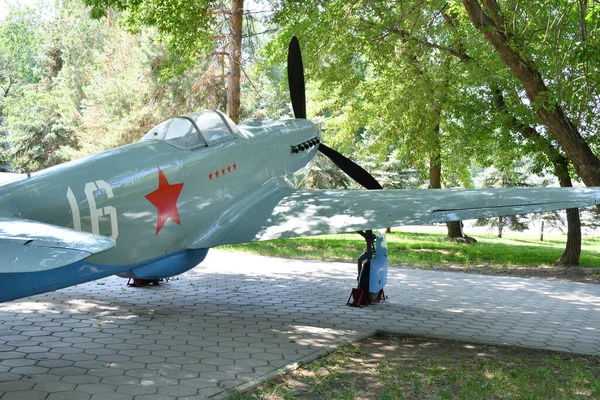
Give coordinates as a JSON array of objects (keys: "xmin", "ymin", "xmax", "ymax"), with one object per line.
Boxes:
[
  {"xmin": 127, "ymin": 278, "xmax": 168, "ymax": 287},
  {"xmin": 347, "ymin": 287, "xmax": 367, "ymax": 307},
  {"xmin": 347, "ymin": 230, "xmax": 387, "ymax": 307}
]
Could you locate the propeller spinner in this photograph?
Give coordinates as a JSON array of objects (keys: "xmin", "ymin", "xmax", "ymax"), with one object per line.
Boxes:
[{"xmin": 287, "ymin": 36, "xmax": 382, "ymax": 190}]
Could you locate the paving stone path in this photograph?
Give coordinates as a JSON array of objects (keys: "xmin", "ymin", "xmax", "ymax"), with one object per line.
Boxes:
[{"xmin": 0, "ymin": 250, "xmax": 599, "ymax": 399}]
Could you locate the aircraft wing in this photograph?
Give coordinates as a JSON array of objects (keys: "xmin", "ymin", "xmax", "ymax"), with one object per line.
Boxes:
[
  {"xmin": 0, "ymin": 216, "xmax": 115, "ymax": 273},
  {"xmin": 199, "ymin": 186, "xmax": 599, "ymax": 247}
]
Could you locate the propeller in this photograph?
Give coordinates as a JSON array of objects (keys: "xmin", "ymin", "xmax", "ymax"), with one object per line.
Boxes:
[
  {"xmin": 287, "ymin": 37, "xmax": 306, "ymax": 119},
  {"xmin": 318, "ymin": 143, "xmax": 383, "ymax": 190},
  {"xmin": 287, "ymin": 36, "xmax": 383, "ymax": 190}
]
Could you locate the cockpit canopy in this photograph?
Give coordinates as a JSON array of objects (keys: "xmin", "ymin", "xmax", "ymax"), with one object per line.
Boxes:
[{"xmin": 141, "ymin": 110, "xmax": 240, "ymax": 149}]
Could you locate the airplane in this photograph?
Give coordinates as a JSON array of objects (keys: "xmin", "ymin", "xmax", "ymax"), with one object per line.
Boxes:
[{"xmin": 0, "ymin": 36, "xmax": 598, "ymax": 305}]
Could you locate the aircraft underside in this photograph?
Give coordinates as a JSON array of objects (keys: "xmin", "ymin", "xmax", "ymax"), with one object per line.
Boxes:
[{"xmin": 0, "ymin": 248, "xmax": 209, "ymax": 303}]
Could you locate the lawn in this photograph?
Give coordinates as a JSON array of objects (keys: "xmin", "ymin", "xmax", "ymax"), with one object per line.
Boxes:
[
  {"xmin": 222, "ymin": 229, "xmax": 600, "ymax": 269},
  {"xmin": 232, "ymin": 333, "xmax": 600, "ymax": 399}
]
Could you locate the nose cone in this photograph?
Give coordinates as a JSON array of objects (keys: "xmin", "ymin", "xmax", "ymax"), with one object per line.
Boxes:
[
  {"xmin": 286, "ymin": 119, "xmax": 319, "ymax": 185},
  {"xmin": 237, "ymin": 117, "xmax": 319, "ymax": 187}
]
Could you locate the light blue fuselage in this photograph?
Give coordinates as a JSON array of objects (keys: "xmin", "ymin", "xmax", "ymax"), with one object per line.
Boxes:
[{"xmin": 0, "ymin": 118, "xmax": 318, "ymax": 302}]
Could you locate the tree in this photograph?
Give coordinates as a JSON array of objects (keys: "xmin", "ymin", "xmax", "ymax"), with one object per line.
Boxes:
[
  {"xmin": 0, "ymin": 4, "xmax": 45, "ymax": 166},
  {"xmin": 266, "ymin": 0, "xmax": 598, "ymax": 262},
  {"xmin": 531, "ymin": 210, "xmax": 565, "ymax": 242},
  {"xmin": 82, "ymin": 0, "xmax": 247, "ymax": 122},
  {"xmin": 0, "ymin": 0, "xmax": 237, "ymax": 170},
  {"xmin": 6, "ymin": 91, "xmax": 79, "ymax": 171},
  {"xmin": 264, "ymin": 1, "xmax": 498, "ymax": 241},
  {"xmin": 459, "ymin": 0, "xmax": 600, "ymax": 187},
  {"xmin": 0, "ymin": 5, "xmax": 66, "ymax": 171},
  {"xmin": 227, "ymin": 1, "xmax": 243, "ymax": 122},
  {"xmin": 475, "ymin": 214, "xmax": 528, "ymax": 238},
  {"xmin": 452, "ymin": 0, "xmax": 600, "ymax": 264},
  {"xmin": 489, "ymin": 87, "xmax": 583, "ymax": 265}
]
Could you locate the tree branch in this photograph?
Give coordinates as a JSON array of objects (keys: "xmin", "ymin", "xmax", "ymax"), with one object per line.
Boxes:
[
  {"xmin": 242, "ymin": 28, "xmax": 278, "ymax": 38},
  {"xmin": 386, "ymin": 27, "xmax": 472, "ymax": 62},
  {"xmin": 2, "ymin": 79, "xmax": 13, "ymax": 98},
  {"xmin": 481, "ymin": 0, "xmax": 506, "ymax": 32},
  {"xmin": 461, "ymin": 0, "xmax": 600, "ymax": 186},
  {"xmin": 490, "ymin": 85, "xmax": 570, "ymax": 183}
]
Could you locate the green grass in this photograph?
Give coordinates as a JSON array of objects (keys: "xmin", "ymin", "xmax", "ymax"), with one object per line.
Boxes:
[
  {"xmin": 231, "ymin": 334, "xmax": 600, "ymax": 399},
  {"xmin": 222, "ymin": 231, "xmax": 600, "ymax": 268},
  {"xmin": 377, "ymin": 355, "xmax": 600, "ymax": 399}
]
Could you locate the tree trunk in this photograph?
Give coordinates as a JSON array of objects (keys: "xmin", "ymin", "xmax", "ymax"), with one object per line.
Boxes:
[
  {"xmin": 490, "ymin": 87, "xmax": 582, "ymax": 265},
  {"xmin": 446, "ymin": 220, "xmax": 477, "ymax": 243},
  {"xmin": 227, "ymin": 1, "xmax": 243, "ymax": 123},
  {"xmin": 555, "ymin": 163, "xmax": 582, "ymax": 266},
  {"xmin": 556, "ymin": 208, "xmax": 582, "ymax": 266},
  {"xmin": 428, "ymin": 133, "xmax": 476, "ymax": 243},
  {"xmin": 540, "ymin": 220, "xmax": 544, "ymax": 242},
  {"xmin": 465, "ymin": 0, "xmax": 585, "ymax": 263},
  {"xmin": 497, "ymin": 216, "xmax": 503, "ymax": 238},
  {"xmin": 461, "ymin": 0, "xmax": 600, "ymax": 187},
  {"xmin": 429, "ymin": 147, "xmax": 441, "ymax": 190}
]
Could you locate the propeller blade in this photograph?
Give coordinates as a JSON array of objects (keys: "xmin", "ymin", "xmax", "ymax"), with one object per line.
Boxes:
[
  {"xmin": 287, "ymin": 36, "xmax": 306, "ymax": 119},
  {"xmin": 319, "ymin": 143, "xmax": 383, "ymax": 190},
  {"xmin": 286, "ymin": 37, "xmax": 380, "ymax": 190}
]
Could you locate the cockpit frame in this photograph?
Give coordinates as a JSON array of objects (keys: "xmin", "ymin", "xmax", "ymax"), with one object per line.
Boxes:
[{"xmin": 141, "ymin": 110, "xmax": 240, "ymax": 150}]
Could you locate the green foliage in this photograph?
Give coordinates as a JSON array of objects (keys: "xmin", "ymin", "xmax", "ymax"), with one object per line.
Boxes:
[
  {"xmin": 0, "ymin": 5, "xmax": 48, "ymax": 170},
  {"xmin": 262, "ymin": 1, "xmax": 513, "ymax": 188},
  {"xmin": 0, "ymin": 5, "xmax": 43, "ymax": 86},
  {"xmin": 475, "ymin": 162, "xmax": 534, "ymax": 189},
  {"xmin": 0, "ymin": 116, "xmax": 10, "ymax": 171},
  {"xmin": 361, "ymin": 154, "xmax": 423, "ymax": 189},
  {"xmin": 6, "ymin": 89, "xmax": 78, "ymax": 171},
  {"xmin": 264, "ymin": 0, "xmax": 600, "ymax": 188},
  {"xmin": 82, "ymin": 0, "xmax": 219, "ymax": 78},
  {"xmin": 0, "ymin": 0, "xmax": 228, "ymax": 168},
  {"xmin": 301, "ymin": 152, "xmax": 351, "ymax": 189}
]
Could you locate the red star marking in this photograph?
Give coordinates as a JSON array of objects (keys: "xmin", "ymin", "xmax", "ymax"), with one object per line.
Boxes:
[
  {"xmin": 208, "ymin": 173, "xmax": 213, "ymax": 180},
  {"xmin": 215, "ymin": 170, "xmax": 220, "ymax": 177},
  {"xmin": 227, "ymin": 165, "xmax": 231, "ymax": 172},
  {"xmin": 221, "ymin": 168, "xmax": 226, "ymax": 175},
  {"xmin": 145, "ymin": 168, "xmax": 184, "ymax": 235},
  {"xmin": 233, "ymin": 163, "xmax": 237, "ymax": 170}
]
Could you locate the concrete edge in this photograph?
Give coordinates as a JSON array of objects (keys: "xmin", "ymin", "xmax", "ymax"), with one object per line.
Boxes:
[{"xmin": 381, "ymin": 328, "xmax": 587, "ymax": 356}]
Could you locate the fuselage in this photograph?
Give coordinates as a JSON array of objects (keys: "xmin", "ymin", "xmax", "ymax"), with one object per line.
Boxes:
[{"xmin": 0, "ymin": 113, "xmax": 319, "ymax": 286}]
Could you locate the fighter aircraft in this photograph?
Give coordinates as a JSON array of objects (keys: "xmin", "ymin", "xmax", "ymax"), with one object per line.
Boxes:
[{"xmin": 0, "ymin": 37, "xmax": 598, "ymax": 304}]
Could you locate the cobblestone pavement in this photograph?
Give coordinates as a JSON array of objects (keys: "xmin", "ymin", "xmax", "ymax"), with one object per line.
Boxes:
[{"xmin": 1, "ymin": 250, "xmax": 599, "ymax": 399}]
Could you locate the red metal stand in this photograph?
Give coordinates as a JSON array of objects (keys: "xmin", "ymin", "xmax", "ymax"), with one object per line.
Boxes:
[
  {"xmin": 347, "ymin": 288, "xmax": 367, "ymax": 307},
  {"xmin": 374, "ymin": 288, "xmax": 386, "ymax": 303},
  {"xmin": 127, "ymin": 278, "xmax": 163, "ymax": 287},
  {"xmin": 347, "ymin": 288, "xmax": 386, "ymax": 307}
]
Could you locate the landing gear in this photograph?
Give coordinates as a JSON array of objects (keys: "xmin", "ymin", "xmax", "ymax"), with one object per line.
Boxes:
[
  {"xmin": 347, "ymin": 230, "xmax": 388, "ymax": 307},
  {"xmin": 127, "ymin": 278, "xmax": 169, "ymax": 287}
]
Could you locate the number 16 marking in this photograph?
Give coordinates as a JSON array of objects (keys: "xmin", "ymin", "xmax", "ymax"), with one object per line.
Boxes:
[{"xmin": 67, "ymin": 180, "xmax": 119, "ymax": 240}]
